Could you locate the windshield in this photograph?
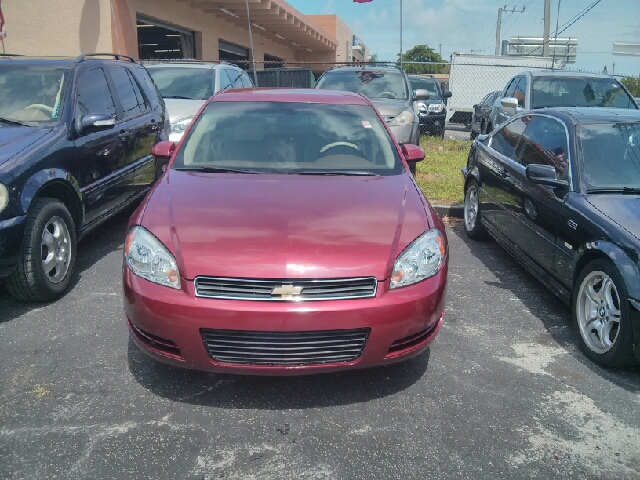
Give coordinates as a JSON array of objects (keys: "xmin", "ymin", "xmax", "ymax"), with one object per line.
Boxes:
[
  {"xmin": 0, "ymin": 64, "xmax": 70, "ymax": 125},
  {"xmin": 173, "ymin": 101, "xmax": 403, "ymax": 175},
  {"xmin": 316, "ymin": 71, "xmax": 409, "ymax": 101},
  {"xmin": 409, "ymin": 77, "xmax": 441, "ymax": 99},
  {"xmin": 532, "ymin": 76, "xmax": 638, "ymax": 109},
  {"xmin": 579, "ymin": 122, "xmax": 640, "ymax": 190},
  {"xmin": 147, "ymin": 67, "xmax": 215, "ymax": 100}
]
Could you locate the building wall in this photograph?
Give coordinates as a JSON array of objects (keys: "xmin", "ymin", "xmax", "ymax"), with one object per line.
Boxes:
[{"xmin": 308, "ymin": 14, "xmax": 368, "ymax": 63}]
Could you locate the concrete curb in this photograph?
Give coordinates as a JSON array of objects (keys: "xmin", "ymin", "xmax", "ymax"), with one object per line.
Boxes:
[{"xmin": 433, "ymin": 204, "xmax": 464, "ymax": 219}]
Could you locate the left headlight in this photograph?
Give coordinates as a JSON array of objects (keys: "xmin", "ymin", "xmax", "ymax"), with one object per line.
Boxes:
[
  {"xmin": 170, "ymin": 116, "xmax": 194, "ymax": 135},
  {"xmin": 124, "ymin": 226, "xmax": 181, "ymax": 289},
  {"xmin": 0, "ymin": 183, "xmax": 8, "ymax": 213},
  {"xmin": 389, "ymin": 110, "xmax": 415, "ymax": 127},
  {"xmin": 390, "ymin": 229, "xmax": 446, "ymax": 289},
  {"xmin": 428, "ymin": 103, "xmax": 444, "ymax": 114}
]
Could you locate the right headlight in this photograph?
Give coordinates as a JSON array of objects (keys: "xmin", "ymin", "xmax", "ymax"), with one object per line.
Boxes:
[
  {"xmin": 124, "ymin": 226, "xmax": 181, "ymax": 289},
  {"xmin": 428, "ymin": 103, "xmax": 444, "ymax": 114},
  {"xmin": 0, "ymin": 183, "xmax": 8, "ymax": 213},
  {"xmin": 389, "ymin": 110, "xmax": 415, "ymax": 127},
  {"xmin": 390, "ymin": 229, "xmax": 446, "ymax": 289},
  {"xmin": 170, "ymin": 116, "xmax": 194, "ymax": 135}
]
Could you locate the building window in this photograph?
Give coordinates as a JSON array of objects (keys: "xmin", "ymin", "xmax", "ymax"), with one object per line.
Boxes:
[
  {"xmin": 264, "ymin": 54, "xmax": 284, "ymax": 69},
  {"xmin": 219, "ymin": 40, "xmax": 249, "ymax": 69},
  {"xmin": 136, "ymin": 15, "xmax": 196, "ymax": 60}
]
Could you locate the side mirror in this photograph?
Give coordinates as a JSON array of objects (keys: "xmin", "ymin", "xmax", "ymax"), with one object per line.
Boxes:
[
  {"xmin": 472, "ymin": 104, "xmax": 479, "ymax": 109},
  {"xmin": 443, "ymin": 90, "xmax": 452, "ymax": 99},
  {"xmin": 79, "ymin": 114, "xmax": 115, "ymax": 135},
  {"xmin": 501, "ymin": 97, "xmax": 519, "ymax": 110},
  {"xmin": 414, "ymin": 89, "xmax": 430, "ymax": 101},
  {"xmin": 151, "ymin": 140, "xmax": 177, "ymax": 159},
  {"xmin": 401, "ymin": 143, "xmax": 425, "ymax": 163},
  {"xmin": 525, "ymin": 164, "xmax": 568, "ymax": 188}
]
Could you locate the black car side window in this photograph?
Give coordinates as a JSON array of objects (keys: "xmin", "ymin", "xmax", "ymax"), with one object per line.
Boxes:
[
  {"xmin": 519, "ymin": 116, "xmax": 569, "ymax": 175},
  {"xmin": 514, "ymin": 77, "xmax": 527, "ymax": 107},
  {"xmin": 108, "ymin": 66, "xmax": 146, "ymax": 119},
  {"xmin": 504, "ymin": 77, "xmax": 518, "ymax": 99},
  {"xmin": 219, "ymin": 69, "xmax": 232, "ymax": 90},
  {"xmin": 490, "ymin": 116, "xmax": 527, "ymax": 159},
  {"xmin": 76, "ymin": 68, "xmax": 116, "ymax": 118}
]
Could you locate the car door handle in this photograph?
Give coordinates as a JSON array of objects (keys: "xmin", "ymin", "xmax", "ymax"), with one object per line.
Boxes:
[
  {"xmin": 118, "ymin": 131, "xmax": 131, "ymax": 141},
  {"xmin": 499, "ymin": 166, "xmax": 509, "ymax": 178},
  {"xmin": 151, "ymin": 125, "xmax": 160, "ymax": 131}
]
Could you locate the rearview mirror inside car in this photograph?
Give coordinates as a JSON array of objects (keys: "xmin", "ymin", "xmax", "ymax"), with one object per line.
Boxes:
[
  {"xmin": 401, "ymin": 143, "xmax": 425, "ymax": 163},
  {"xmin": 414, "ymin": 89, "xmax": 430, "ymax": 101}
]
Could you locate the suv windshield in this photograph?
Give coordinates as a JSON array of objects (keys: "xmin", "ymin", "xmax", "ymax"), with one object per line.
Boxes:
[
  {"xmin": 580, "ymin": 122, "xmax": 640, "ymax": 190},
  {"xmin": 147, "ymin": 67, "xmax": 215, "ymax": 100},
  {"xmin": 532, "ymin": 76, "xmax": 638, "ymax": 109},
  {"xmin": 173, "ymin": 101, "xmax": 403, "ymax": 175},
  {"xmin": 316, "ymin": 70, "xmax": 409, "ymax": 101},
  {"xmin": 0, "ymin": 64, "xmax": 70, "ymax": 125},
  {"xmin": 409, "ymin": 77, "xmax": 441, "ymax": 100}
]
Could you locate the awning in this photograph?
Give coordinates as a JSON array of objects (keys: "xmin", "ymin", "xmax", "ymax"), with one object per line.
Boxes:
[{"xmin": 177, "ymin": 0, "xmax": 338, "ymax": 53}]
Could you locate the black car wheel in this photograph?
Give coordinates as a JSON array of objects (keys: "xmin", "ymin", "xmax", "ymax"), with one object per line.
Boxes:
[
  {"xmin": 6, "ymin": 198, "xmax": 77, "ymax": 302},
  {"xmin": 463, "ymin": 180, "xmax": 486, "ymax": 239},
  {"xmin": 573, "ymin": 260, "xmax": 637, "ymax": 367}
]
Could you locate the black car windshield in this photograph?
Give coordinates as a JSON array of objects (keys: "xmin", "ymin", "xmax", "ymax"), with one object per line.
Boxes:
[
  {"xmin": 0, "ymin": 64, "xmax": 70, "ymax": 125},
  {"xmin": 147, "ymin": 67, "xmax": 215, "ymax": 100},
  {"xmin": 409, "ymin": 77, "xmax": 441, "ymax": 100},
  {"xmin": 316, "ymin": 71, "xmax": 409, "ymax": 101},
  {"xmin": 579, "ymin": 122, "xmax": 640, "ymax": 190},
  {"xmin": 532, "ymin": 77, "xmax": 638, "ymax": 109},
  {"xmin": 173, "ymin": 101, "xmax": 403, "ymax": 175}
]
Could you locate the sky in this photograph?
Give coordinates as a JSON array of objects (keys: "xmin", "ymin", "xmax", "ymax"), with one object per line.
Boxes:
[{"xmin": 286, "ymin": 0, "xmax": 640, "ymax": 77}]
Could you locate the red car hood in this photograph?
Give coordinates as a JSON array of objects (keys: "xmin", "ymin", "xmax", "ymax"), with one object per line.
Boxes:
[{"xmin": 140, "ymin": 170, "xmax": 432, "ymax": 281}]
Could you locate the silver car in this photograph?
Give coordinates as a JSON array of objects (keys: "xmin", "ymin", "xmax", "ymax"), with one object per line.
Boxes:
[{"xmin": 146, "ymin": 62, "xmax": 254, "ymax": 142}]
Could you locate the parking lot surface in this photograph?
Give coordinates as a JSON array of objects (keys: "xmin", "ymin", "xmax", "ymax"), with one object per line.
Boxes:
[{"xmin": 1, "ymin": 210, "xmax": 639, "ymax": 479}]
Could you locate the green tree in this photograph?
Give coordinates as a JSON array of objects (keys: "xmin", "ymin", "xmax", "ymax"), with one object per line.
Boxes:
[
  {"xmin": 397, "ymin": 45, "xmax": 449, "ymax": 74},
  {"xmin": 621, "ymin": 76, "xmax": 640, "ymax": 98}
]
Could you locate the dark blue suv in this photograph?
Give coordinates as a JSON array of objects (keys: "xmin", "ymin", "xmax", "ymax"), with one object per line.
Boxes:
[{"xmin": 0, "ymin": 54, "xmax": 168, "ymax": 301}]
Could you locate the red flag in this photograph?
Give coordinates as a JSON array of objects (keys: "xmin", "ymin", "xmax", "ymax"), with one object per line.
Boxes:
[{"xmin": 0, "ymin": 0, "xmax": 6, "ymax": 40}]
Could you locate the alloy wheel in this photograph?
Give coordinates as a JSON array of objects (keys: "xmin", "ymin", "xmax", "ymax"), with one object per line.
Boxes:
[
  {"xmin": 464, "ymin": 185, "xmax": 479, "ymax": 232},
  {"xmin": 41, "ymin": 216, "xmax": 72, "ymax": 284}
]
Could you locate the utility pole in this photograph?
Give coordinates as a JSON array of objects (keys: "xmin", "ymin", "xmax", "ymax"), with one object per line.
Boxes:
[
  {"xmin": 543, "ymin": 0, "xmax": 551, "ymax": 57},
  {"xmin": 399, "ymin": 0, "xmax": 403, "ymax": 69},
  {"xmin": 495, "ymin": 5, "xmax": 526, "ymax": 56}
]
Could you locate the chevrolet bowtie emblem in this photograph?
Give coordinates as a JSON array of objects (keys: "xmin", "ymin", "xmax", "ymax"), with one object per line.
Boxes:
[{"xmin": 271, "ymin": 284, "xmax": 303, "ymax": 299}]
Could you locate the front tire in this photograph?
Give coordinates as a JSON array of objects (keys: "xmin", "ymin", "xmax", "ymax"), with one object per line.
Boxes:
[
  {"xmin": 6, "ymin": 198, "xmax": 77, "ymax": 302},
  {"xmin": 463, "ymin": 180, "xmax": 486, "ymax": 239},
  {"xmin": 573, "ymin": 260, "xmax": 637, "ymax": 367}
]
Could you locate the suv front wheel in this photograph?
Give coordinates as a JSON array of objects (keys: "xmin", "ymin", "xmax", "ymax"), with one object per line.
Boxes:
[{"xmin": 7, "ymin": 198, "xmax": 77, "ymax": 302}]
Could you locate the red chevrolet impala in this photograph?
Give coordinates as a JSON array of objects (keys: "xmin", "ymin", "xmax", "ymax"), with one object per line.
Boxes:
[{"xmin": 123, "ymin": 88, "xmax": 448, "ymax": 375}]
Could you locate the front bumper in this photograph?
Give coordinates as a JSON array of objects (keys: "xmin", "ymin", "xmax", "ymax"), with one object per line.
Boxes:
[
  {"xmin": 124, "ymin": 266, "xmax": 447, "ymax": 375},
  {"xmin": 0, "ymin": 214, "xmax": 27, "ymax": 279},
  {"xmin": 388, "ymin": 122, "xmax": 419, "ymax": 145},
  {"xmin": 419, "ymin": 113, "xmax": 446, "ymax": 133}
]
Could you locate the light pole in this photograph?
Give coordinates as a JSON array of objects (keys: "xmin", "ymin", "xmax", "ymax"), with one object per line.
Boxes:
[{"xmin": 400, "ymin": 0, "xmax": 403, "ymax": 69}]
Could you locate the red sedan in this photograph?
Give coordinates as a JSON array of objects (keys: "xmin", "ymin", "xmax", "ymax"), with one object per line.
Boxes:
[{"xmin": 123, "ymin": 88, "xmax": 448, "ymax": 375}]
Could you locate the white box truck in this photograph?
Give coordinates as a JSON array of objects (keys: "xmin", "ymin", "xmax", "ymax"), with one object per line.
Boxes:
[{"xmin": 446, "ymin": 53, "xmax": 554, "ymax": 124}]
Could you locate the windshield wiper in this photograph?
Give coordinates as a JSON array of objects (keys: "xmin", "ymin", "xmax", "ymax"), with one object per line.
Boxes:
[
  {"xmin": 587, "ymin": 187, "xmax": 640, "ymax": 194},
  {"xmin": 174, "ymin": 166, "xmax": 259, "ymax": 174},
  {"xmin": 0, "ymin": 117, "xmax": 32, "ymax": 126},
  {"xmin": 163, "ymin": 95, "xmax": 196, "ymax": 100},
  {"xmin": 297, "ymin": 170, "xmax": 379, "ymax": 176}
]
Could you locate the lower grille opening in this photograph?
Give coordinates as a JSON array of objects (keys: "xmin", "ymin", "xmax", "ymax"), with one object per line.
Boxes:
[
  {"xmin": 386, "ymin": 323, "xmax": 438, "ymax": 358},
  {"xmin": 128, "ymin": 319, "xmax": 182, "ymax": 359},
  {"xmin": 201, "ymin": 328, "xmax": 370, "ymax": 366}
]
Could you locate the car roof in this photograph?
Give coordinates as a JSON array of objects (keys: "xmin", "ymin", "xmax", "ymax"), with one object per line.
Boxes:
[
  {"xmin": 525, "ymin": 70, "xmax": 613, "ymax": 79},
  {"xmin": 324, "ymin": 65, "xmax": 404, "ymax": 74},
  {"xmin": 527, "ymin": 107, "xmax": 640, "ymax": 125},
  {"xmin": 0, "ymin": 56, "xmax": 77, "ymax": 67},
  {"xmin": 211, "ymin": 88, "xmax": 371, "ymax": 106},
  {"xmin": 145, "ymin": 62, "xmax": 232, "ymax": 70}
]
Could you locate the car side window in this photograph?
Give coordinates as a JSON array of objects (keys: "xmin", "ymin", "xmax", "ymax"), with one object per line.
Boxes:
[
  {"xmin": 231, "ymin": 69, "xmax": 244, "ymax": 89},
  {"xmin": 219, "ymin": 69, "xmax": 232, "ymax": 90},
  {"xmin": 108, "ymin": 66, "xmax": 147, "ymax": 118},
  {"xmin": 490, "ymin": 116, "xmax": 527, "ymax": 158},
  {"xmin": 518, "ymin": 116, "xmax": 569, "ymax": 175},
  {"xmin": 241, "ymin": 72, "xmax": 254, "ymax": 88},
  {"xmin": 76, "ymin": 68, "xmax": 116, "ymax": 118},
  {"xmin": 504, "ymin": 77, "xmax": 518, "ymax": 99},
  {"xmin": 514, "ymin": 76, "xmax": 527, "ymax": 107}
]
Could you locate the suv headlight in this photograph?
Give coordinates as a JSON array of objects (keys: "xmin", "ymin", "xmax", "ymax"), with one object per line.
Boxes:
[
  {"xmin": 0, "ymin": 183, "xmax": 8, "ymax": 213},
  {"xmin": 390, "ymin": 229, "xmax": 446, "ymax": 289},
  {"xmin": 417, "ymin": 103, "xmax": 428, "ymax": 113},
  {"xmin": 124, "ymin": 226, "xmax": 181, "ymax": 289},
  {"xmin": 171, "ymin": 116, "xmax": 194, "ymax": 135},
  {"xmin": 389, "ymin": 110, "xmax": 414, "ymax": 127},
  {"xmin": 428, "ymin": 103, "xmax": 444, "ymax": 114}
]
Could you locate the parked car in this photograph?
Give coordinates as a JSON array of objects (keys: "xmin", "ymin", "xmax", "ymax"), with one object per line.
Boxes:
[
  {"xmin": 146, "ymin": 62, "xmax": 253, "ymax": 142},
  {"xmin": 462, "ymin": 107, "xmax": 640, "ymax": 367},
  {"xmin": 0, "ymin": 54, "xmax": 168, "ymax": 301},
  {"xmin": 408, "ymin": 75, "xmax": 452, "ymax": 138},
  {"xmin": 314, "ymin": 66, "xmax": 428, "ymax": 175},
  {"xmin": 470, "ymin": 90, "xmax": 500, "ymax": 139},
  {"xmin": 487, "ymin": 71, "xmax": 639, "ymax": 133},
  {"xmin": 124, "ymin": 88, "xmax": 448, "ymax": 375}
]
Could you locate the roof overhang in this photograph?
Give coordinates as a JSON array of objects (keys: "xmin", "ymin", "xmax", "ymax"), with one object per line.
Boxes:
[{"xmin": 177, "ymin": 0, "xmax": 338, "ymax": 53}]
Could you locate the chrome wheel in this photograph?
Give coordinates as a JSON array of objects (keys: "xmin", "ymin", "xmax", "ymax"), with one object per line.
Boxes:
[
  {"xmin": 464, "ymin": 184, "xmax": 479, "ymax": 232},
  {"xmin": 576, "ymin": 270, "xmax": 621, "ymax": 355},
  {"xmin": 40, "ymin": 216, "xmax": 72, "ymax": 284}
]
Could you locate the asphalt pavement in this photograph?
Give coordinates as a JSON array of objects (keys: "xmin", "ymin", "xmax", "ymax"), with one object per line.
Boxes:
[{"xmin": 1, "ymin": 209, "xmax": 639, "ymax": 479}]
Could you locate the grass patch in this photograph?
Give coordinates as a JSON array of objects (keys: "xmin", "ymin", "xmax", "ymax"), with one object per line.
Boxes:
[{"xmin": 415, "ymin": 135, "xmax": 472, "ymax": 205}]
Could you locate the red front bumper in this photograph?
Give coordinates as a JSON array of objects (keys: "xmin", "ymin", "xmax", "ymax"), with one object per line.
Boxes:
[{"xmin": 123, "ymin": 266, "xmax": 447, "ymax": 375}]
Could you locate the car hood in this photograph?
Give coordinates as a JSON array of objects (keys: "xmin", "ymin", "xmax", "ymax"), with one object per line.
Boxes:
[
  {"xmin": 370, "ymin": 99, "xmax": 411, "ymax": 118},
  {"xmin": 140, "ymin": 171, "xmax": 432, "ymax": 281},
  {"xmin": 586, "ymin": 194, "xmax": 640, "ymax": 242},
  {"xmin": 0, "ymin": 126, "xmax": 51, "ymax": 169},
  {"xmin": 164, "ymin": 99, "xmax": 206, "ymax": 124}
]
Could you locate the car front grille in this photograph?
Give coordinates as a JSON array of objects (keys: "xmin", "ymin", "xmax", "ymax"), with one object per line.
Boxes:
[
  {"xmin": 194, "ymin": 277, "xmax": 377, "ymax": 301},
  {"xmin": 201, "ymin": 328, "xmax": 370, "ymax": 365}
]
